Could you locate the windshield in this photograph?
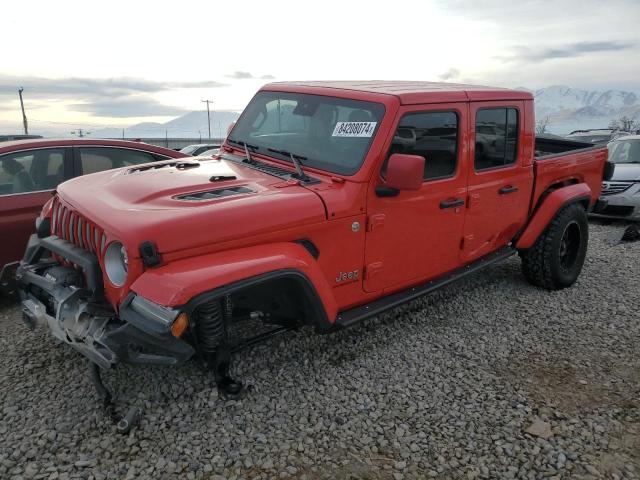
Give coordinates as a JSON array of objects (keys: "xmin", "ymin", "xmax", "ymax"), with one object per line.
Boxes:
[
  {"xmin": 229, "ymin": 91, "xmax": 385, "ymax": 175},
  {"xmin": 180, "ymin": 145, "xmax": 199, "ymax": 154},
  {"xmin": 608, "ymin": 139, "xmax": 640, "ymax": 164}
]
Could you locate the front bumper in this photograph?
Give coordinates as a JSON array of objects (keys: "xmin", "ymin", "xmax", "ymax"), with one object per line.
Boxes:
[
  {"xmin": 18, "ymin": 234, "xmax": 194, "ymax": 369},
  {"xmin": 590, "ymin": 184, "xmax": 640, "ymax": 221}
]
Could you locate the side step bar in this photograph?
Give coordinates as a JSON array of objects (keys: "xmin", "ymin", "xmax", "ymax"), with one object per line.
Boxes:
[{"xmin": 335, "ymin": 246, "xmax": 516, "ymax": 329}]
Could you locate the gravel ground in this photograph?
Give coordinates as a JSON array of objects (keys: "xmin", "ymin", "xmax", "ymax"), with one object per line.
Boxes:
[{"xmin": 1, "ymin": 222, "xmax": 638, "ymax": 480}]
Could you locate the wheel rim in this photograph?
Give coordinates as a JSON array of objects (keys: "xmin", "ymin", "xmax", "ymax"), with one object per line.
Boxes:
[{"xmin": 559, "ymin": 221, "xmax": 581, "ymax": 272}]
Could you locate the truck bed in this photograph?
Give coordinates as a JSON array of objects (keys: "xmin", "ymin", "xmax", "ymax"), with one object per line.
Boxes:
[
  {"xmin": 531, "ymin": 136, "xmax": 608, "ymax": 209},
  {"xmin": 534, "ymin": 135, "xmax": 594, "ymax": 158}
]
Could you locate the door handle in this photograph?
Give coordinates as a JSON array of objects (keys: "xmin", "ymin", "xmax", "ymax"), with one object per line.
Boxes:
[
  {"xmin": 499, "ymin": 185, "xmax": 519, "ymax": 195},
  {"xmin": 440, "ymin": 198, "xmax": 465, "ymax": 209}
]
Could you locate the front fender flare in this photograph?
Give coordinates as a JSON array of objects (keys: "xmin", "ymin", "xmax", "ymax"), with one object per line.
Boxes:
[
  {"xmin": 515, "ymin": 183, "xmax": 591, "ymax": 250},
  {"xmin": 129, "ymin": 242, "xmax": 338, "ymax": 324}
]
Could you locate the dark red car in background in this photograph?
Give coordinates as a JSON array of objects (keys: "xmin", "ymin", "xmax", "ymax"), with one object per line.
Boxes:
[{"xmin": 0, "ymin": 139, "xmax": 187, "ymax": 290}]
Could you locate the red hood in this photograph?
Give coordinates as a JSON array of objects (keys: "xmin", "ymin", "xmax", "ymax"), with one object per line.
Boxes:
[{"xmin": 56, "ymin": 158, "xmax": 327, "ymax": 255}]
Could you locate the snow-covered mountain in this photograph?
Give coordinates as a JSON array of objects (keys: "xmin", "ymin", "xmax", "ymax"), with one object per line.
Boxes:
[
  {"xmin": 91, "ymin": 110, "xmax": 241, "ymax": 139},
  {"xmin": 523, "ymin": 85, "xmax": 640, "ymax": 134}
]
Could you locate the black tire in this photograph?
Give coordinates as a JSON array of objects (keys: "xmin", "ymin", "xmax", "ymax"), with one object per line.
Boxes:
[{"xmin": 520, "ymin": 203, "xmax": 589, "ymax": 290}]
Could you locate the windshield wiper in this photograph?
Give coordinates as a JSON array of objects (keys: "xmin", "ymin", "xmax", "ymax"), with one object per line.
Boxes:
[
  {"xmin": 227, "ymin": 137, "xmax": 260, "ymax": 156},
  {"xmin": 267, "ymin": 148, "xmax": 310, "ymax": 181},
  {"xmin": 244, "ymin": 142, "xmax": 254, "ymax": 163}
]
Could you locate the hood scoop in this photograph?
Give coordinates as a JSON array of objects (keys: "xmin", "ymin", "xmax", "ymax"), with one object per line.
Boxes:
[
  {"xmin": 128, "ymin": 160, "xmax": 200, "ymax": 173},
  {"xmin": 175, "ymin": 185, "xmax": 254, "ymax": 202},
  {"xmin": 210, "ymin": 174, "xmax": 237, "ymax": 182}
]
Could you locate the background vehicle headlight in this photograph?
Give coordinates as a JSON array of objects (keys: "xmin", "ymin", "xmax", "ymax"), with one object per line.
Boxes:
[{"xmin": 105, "ymin": 242, "xmax": 128, "ymax": 286}]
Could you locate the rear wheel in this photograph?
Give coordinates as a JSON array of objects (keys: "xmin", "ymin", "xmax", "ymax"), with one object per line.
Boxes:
[{"xmin": 520, "ymin": 203, "xmax": 589, "ymax": 290}]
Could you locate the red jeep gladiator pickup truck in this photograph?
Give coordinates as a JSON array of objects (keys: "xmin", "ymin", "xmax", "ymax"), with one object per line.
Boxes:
[{"xmin": 18, "ymin": 81, "xmax": 608, "ymax": 398}]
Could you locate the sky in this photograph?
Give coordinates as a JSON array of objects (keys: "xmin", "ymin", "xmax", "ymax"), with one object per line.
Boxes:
[{"xmin": 1, "ymin": 0, "xmax": 639, "ymax": 134}]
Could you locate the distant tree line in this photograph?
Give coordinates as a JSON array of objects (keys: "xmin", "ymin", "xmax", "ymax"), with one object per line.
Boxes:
[
  {"xmin": 535, "ymin": 114, "xmax": 640, "ymax": 135},
  {"xmin": 608, "ymin": 115, "xmax": 640, "ymax": 132}
]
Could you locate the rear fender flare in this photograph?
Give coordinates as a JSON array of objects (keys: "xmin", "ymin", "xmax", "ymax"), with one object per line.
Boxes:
[
  {"xmin": 515, "ymin": 183, "xmax": 591, "ymax": 250},
  {"xmin": 129, "ymin": 242, "xmax": 338, "ymax": 328}
]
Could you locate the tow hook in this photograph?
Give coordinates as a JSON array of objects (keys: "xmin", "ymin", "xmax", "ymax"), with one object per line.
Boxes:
[{"xmin": 89, "ymin": 362, "xmax": 141, "ymax": 434}]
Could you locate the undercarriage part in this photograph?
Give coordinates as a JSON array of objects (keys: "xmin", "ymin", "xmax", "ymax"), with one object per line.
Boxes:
[
  {"xmin": 89, "ymin": 362, "xmax": 140, "ymax": 434},
  {"xmin": 231, "ymin": 325, "xmax": 297, "ymax": 353},
  {"xmin": 117, "ymin": 407, "xmax": 142, "ymax": 434},
  {"xmin": 195, "ymin": 295, "xmax": 243, "ymax": 396},
  {"xmin": 212, "ymin": 344, "xmax": 243, "ymax": 396},
  {"xmin": 194, "ymin": 299, "xmax": 225, "ymax": 354}
]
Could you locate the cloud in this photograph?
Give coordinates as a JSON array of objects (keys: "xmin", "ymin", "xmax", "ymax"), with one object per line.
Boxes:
[
  {"xmin": 69, "ymin": 97, "xmax": 189, "ymax": 118},
  {"xmin": 438, "ymin": 68, "xmax": 460, "ymax": 81},
  {"xmin": 501, "ymin": 41, "xmax": 635, "ymax": 63},
  {"xmin": 225, "ymin": 71, "xmax": 276, "ymax": 80},
  {"xmin": 440, "ymin": 0, "xmax": 636, "ymax": 22},
  {"xmin": 0, "ymin": 75, "xmax": 227, "ymax": 99},
  {"xmin": 0, "ymin": 74, "xmax": 229, "ymax": 119},
  {"xmin": 226, "ymin": 71, "xmax": 254, "ymax": 79}
]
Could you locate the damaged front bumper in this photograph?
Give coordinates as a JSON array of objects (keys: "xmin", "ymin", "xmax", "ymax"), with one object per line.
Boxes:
[{"xmin": 18, "ymin": 234, "xmax": 194, "ymax": 369}]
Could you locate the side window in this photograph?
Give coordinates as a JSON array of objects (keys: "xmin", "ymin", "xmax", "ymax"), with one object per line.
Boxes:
[
  {"xmin": 79, "ymin": 148, "xmax": 157, "ymax": 175},
  {"xmin": 385, "ymin": 111, "xmax": 459, "ymax": 180},
  {"xmin": 0, "ymin": 148, "xmax": 65, "ymax": 195},
  {"xmin": 475, "ymin": 108, "xmax": 519, "ymax": 170}
]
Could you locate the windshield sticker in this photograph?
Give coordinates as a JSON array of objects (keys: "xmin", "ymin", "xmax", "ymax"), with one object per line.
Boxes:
[{"xmin": 332, "ymin": 121, "xmax": 377, "ymax": 137}]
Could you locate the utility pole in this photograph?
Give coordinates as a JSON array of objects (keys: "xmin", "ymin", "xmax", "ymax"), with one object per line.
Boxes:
[
  {"xmin": 201, "ymin": 99, "xmax": 213, "ymax": 140},
  {"xmin": 18, "ymin": 88, "xmax": 28, "ymax": 135}
]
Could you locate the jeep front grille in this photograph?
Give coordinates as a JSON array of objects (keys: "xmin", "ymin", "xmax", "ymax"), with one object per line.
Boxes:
[
  {"xmin": 51, "ymin": 197, "xmax": 106, "ymax": 256},
  {"xmin": 601, "ymin": 181, "xmax": 632, "ymax": 196}
]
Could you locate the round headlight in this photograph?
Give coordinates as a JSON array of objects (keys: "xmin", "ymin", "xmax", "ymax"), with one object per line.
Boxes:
[{"xmin": 105, "ymin": 242, "xmax": 128, "ymax": 287}]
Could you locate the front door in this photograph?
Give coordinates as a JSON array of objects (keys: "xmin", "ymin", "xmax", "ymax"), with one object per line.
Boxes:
[
  {"xmin": 461, "ymin": 102, "xmax": 533, "ymax": 261},
  {"xmin": 364, "ymin": 104, "xmax": 469, "ymax": 293}
]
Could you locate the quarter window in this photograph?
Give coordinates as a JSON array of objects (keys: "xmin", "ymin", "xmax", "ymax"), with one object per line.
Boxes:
[
  {"xmin": 475, "ymin": 108, "xmax": 519, "ymax": 170},
  {"xmin": 78, "ymin": 147, "xmax": 159, "ymax": 175},
  {"xmin": 385, "ymin": 111, "xmax": 459, "ymax": 180}
]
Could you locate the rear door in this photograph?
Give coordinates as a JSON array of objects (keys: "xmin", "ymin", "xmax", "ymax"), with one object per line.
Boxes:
[
  {"xmin": 0, "ymin": 147, "xmax": 72, "ymax": 266},
  {"xmin": 462, "ymin": 102, "xmax": 533, "ymax": 261},
  {"xmin": 363, "ymin": 103, "xmax": 469, "ymax": 293}
]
